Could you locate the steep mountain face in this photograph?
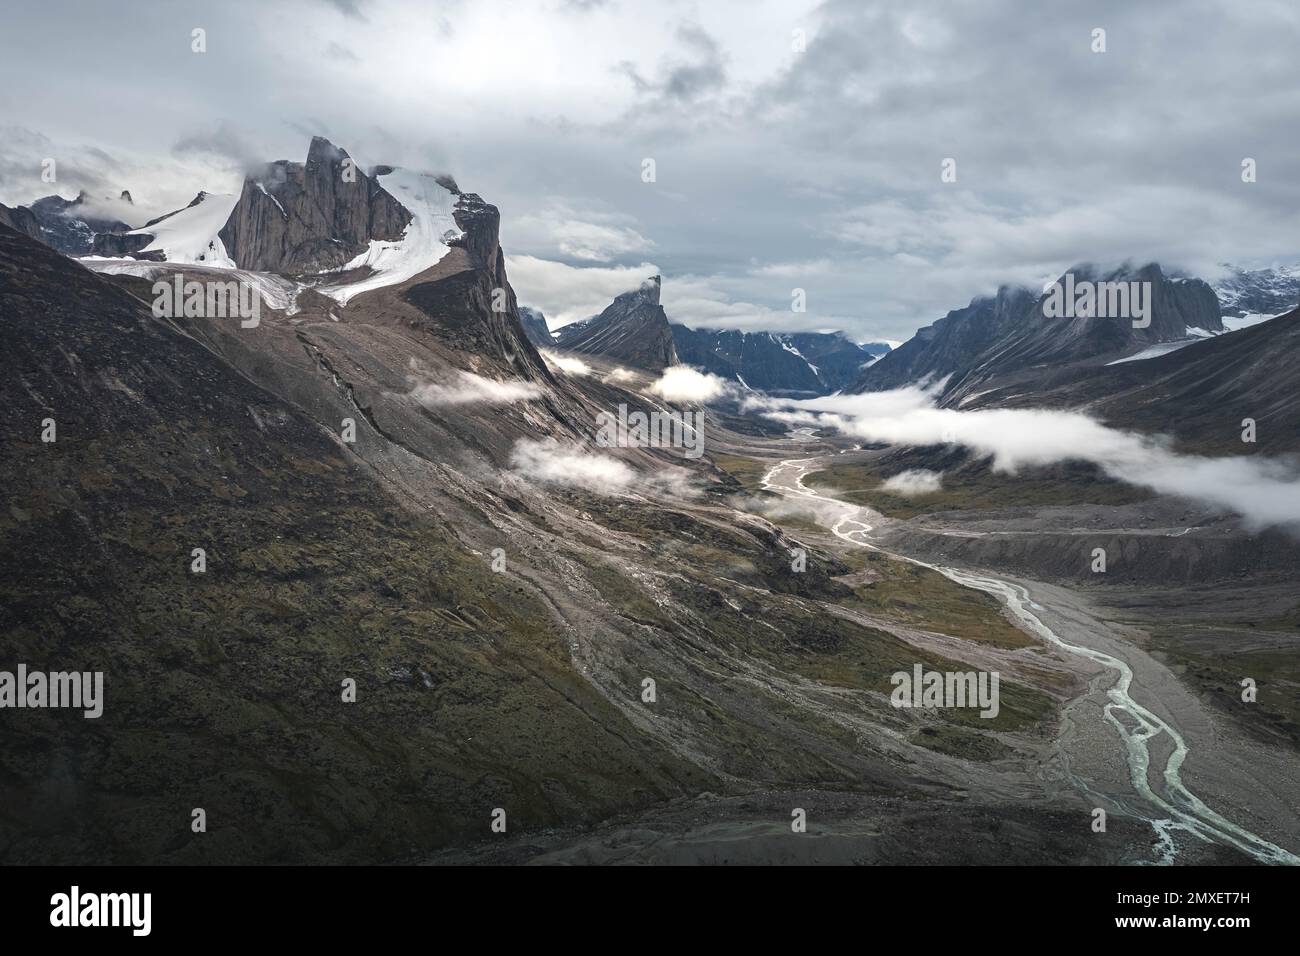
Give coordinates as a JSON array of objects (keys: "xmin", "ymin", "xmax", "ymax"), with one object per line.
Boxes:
[
  {"xmin": 1214, "ymin": 263, "xmax": 1300, "ymax": 318},
  {"xmin": 854, "ymin": 263, "xmax": 1223, "ymax": 403},
  {"xmin": 24, "ymin": 191, "xmax": 132, "ymax": 254},
  {"xmin": 997, "ymin": 306, "xmax": 1300, "ymax": 456},
  {"xmin": 672, "ymin": 326, "xmax": 887, "ymax": 395},
  {"xmin": 553, "ymin": 275, "xmax": 678, "ymax": 369},
  {"xmin": 672, "ymin": 326, "xmax": 820, "ymax": 393},
  {"xmin": 5, "ymin": 221, "xmax": 1100, "ymax": 866},
  {"xmin": 0, "ymin": 221, "xmax": 701, "ymax": 864},
  {"xmin": 518, "ymin": 306, "xmax": 553, "ymax": 347},
  {"xmin": 855, "ymin": 285, "xmax": 1037, "ymax": 394},
  {"xmin": 0, "ymin": 202, "xmax": 43, "ymax": 243},
  {"xmin": 785, "ymin": 332, "xmax": 892, "ymax": 391},
  {"xmin": 217, "ymin": 136, "xmax": 412, "ymax": 274}
]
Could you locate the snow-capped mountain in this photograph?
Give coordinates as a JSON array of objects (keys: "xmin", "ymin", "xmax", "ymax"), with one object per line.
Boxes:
[
  {"xmin": 671, "ymin": 326, "xmax": 890, "ymax": 396},
  {"xmin": 43, "ymin": 136, "xmax": 475, "ymax": 312},
  {"xmin": 1213, "ymin": 263, "xmax": 1300, "ymax": 322},
  {"xmin": 92, "ymin": 190, "xmax": 239, "ymax": 263},
  {"xmin": 18, "ymin": 190, "xmax": 134, "ymax": 254}
]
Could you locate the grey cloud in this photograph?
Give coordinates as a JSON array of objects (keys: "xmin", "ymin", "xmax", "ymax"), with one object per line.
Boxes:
[
  {"xmin": 2, "ymin": 0, "xmax": 1298, "ymax": 344},
  {"xmin": 172, "ymin": 120, "xmax": 264, "ymax": 172}
]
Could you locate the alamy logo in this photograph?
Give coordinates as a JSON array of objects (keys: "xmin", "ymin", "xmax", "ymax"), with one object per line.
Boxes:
[
  {"xmin": 595, "ymin": 404, "xmax": 704, "ymax": 459},
  {"xmin": 152, "ymin": 273, "xmax": 262, "ymax": 328},
  {"xmin": 890, "ymin": 664, "xmax": 1000, "ymax": 719},
  {"xmin": 0, "ymin": 665, "xmax": 103, "ymax": 718},
  {"xmin": 50, "ymin": 886, "xmax": 151, "ymax": 936},
  {"xmin": 1042, "ymin": 273, "xmax": 1151, "ymax": 329}
]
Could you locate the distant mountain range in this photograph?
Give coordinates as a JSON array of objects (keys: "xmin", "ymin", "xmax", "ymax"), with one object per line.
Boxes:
[
  {"xmin": 672, "ymin": 327, "xmax": 890, "ymax": 396},
  {"xmin": 532, "ymin": 280, "xmax": 890, "ymax": 395},
  {"xmin": 851, "ymin": 263, "xmax": 1226, "ymax": 404},
  {"xmin": 1213, "ymin": 263, "xmax": 1300, "ymax": 318}
]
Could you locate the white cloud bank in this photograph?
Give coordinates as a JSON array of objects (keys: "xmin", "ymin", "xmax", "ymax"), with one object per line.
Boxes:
[
  {"xmin": 749, "ymin": 386, "xmax": 1300, "ymax": 530},
  {"xmin": 538, "ymin": 349, "xmax": 593, "ymax": 377},
  {"xmin": 509, "ymin": 438, "xmax": 696, "ymax": 498},
  {"xmin": 881, "ymin": 469, "xmax": 943, "ymax": 496},
  {"xmin": 647, "ymin": 366, "xmax": 731, "ymax": 403},
  {"xmin": 408, "ymin": 370, "xmax": 542, "ymax": 406}
]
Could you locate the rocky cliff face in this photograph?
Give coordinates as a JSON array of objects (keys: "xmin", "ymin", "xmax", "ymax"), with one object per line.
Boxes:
[
  {"xmin": 217, "ymin": 136, "xmax": 411, "ymax": 274},
  {"xmin": 854, "ymin": 263, "xmax": 1223, "ymax": 401},
  {"xmin": 518, "ymin": 306, "xmax": 553, "ymax": 347},
  {"xmin": 0, "ymin": 203, "xmax": 44, "ymax": 243},
  {"xmin": 553, "ymin": 276, "xmax": 678, "ymax": 370}
]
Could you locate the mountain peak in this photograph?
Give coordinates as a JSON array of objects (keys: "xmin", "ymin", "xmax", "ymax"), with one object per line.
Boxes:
[
  {"xmin": 218, "ymin": 136, "xmax": 410, "ymax": 273},
  {"xmin": 639, "ymin": 274, "xmax": 661, "ymax": 305},
  {"xmin": 554, "ymin": 276, "xmax": 677, "ymax": 369},
  {"xmin": 306, "ymin": 135, "xmax": 348, "ymax": 165}
]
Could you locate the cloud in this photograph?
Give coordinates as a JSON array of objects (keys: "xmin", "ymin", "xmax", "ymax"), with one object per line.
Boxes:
[
  {"xmin": 326, "ymin": 42, "xmax": 360, "ymax": 63},
  {"xmin": 509, "ymin": 438, "xmax": 696, "ymax": 497},
  {"xmin": 0, "ymin": 126, "xmax": 244, "ymax": 224},
  {"xmin": 172, "ymin": 120, "xmax": 266, "ymax": 174},
  {"xmin": 507, "ymin": 203, "xmax": 654, "ymax": 262},
  {"xmin": 407, "ymin": 370, "xmax": 542, "ymax": 406},
  {"xmin": 320, "ymin": 0, "xmax": 369, "ymax": 21},
  {"xmin": 617, "ymin": 23, "xmax": 727, "ymax": 109},
  {"xmin": 750, "ymin": 386, "xmax": 1300, "ymax": 530},
  {"xmin": 880, "ymin": 469, "xmax": 943, "ymax": 496},
  {"xmin": 538, "ymin": 349, "xmax": 592, "ymax": 376},
  {"xmin": 5, "ymin": 1, "xmax": 1300, "ymax": 344},
  {"xmin": 647, "ymin": 366, "xmax": 730, "ymax": 403}
]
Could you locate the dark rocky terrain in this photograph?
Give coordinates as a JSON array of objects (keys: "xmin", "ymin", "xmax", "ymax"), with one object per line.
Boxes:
[
  {"xmin": 0, "ymin": 202, "xmax": 43, "ymax": 242},
  {"xmin": 554, "ymin": 275, "xmax": 679, "ymax": 369},
  {"xmin": 0, "ymin": 203, "xmax": 1137, "ymax": 864}
]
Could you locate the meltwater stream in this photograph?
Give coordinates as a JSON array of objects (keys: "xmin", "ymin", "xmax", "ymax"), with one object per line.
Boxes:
[{"xmin": 761, "ymin": 454, "xmax": 1300, "ymax": 865}]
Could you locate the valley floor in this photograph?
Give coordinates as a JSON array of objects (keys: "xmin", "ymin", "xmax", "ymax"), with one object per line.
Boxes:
[{"xmin": 438, "ymin": 434, "xmax": 1300, "ymax": 865}]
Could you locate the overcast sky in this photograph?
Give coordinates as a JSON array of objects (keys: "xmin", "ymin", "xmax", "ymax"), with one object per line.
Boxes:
[{"xmin": 2, "ymin": 0, "xmax": 1298, "ymax": 341}]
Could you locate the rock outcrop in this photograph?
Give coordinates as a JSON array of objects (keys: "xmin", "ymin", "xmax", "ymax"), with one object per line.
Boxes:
[
  {"xmin": 217, "ymin": 136, "xmax": 411, "ymax": 274},
  {"xmin": 553, "ymin": 276, "xmax": 678, "ymax": 370},
  {"xmin": 0, "ymin": 203, "xmax": 44, "ymax": 244},
  {"xmin": 518, "ymin": 306, "xmax": 553, "ymax": 347}
]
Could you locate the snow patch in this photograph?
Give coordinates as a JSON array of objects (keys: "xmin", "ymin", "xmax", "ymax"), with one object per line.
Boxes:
[
  {"xmin": 317, "ymin": 168, "xmax": 461, "ymax": 305},
  {"xmin": 126, "ymin": 192, "xmax": 240, "ymax": 266}
]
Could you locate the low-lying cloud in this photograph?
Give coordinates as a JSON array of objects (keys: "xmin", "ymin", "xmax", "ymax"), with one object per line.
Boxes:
[
  {"xmin": 539, "ymin": 349, "xmax": 593, "ymax": 377},
  {"xmin": 648, "ymin": 366, "xmax": 731, "ymax": 403},
  {"xmin": 509, "ymin": 437, "xmax": 696, "ymax": 498},
  {"xmin": 749, "ymin": 386, "xmax": 1300, "ymax": 530},
  {"xmin": 408, "ymin": 370, "xmax": 542, "ymax": 406},
  {"xmin": 881, "ymin": 469, "xmax": 943, "ymax": 496}
]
